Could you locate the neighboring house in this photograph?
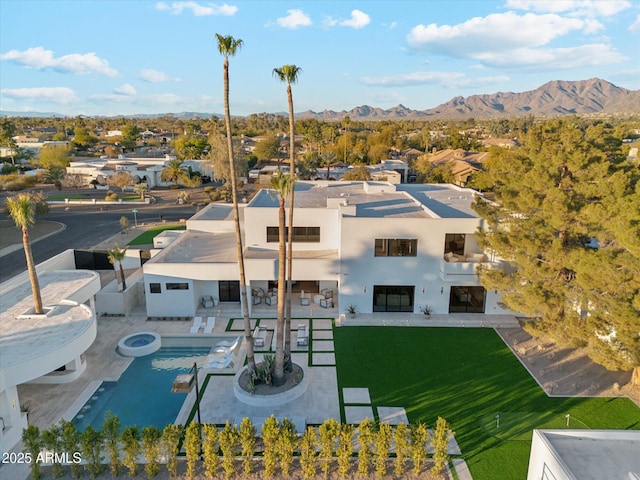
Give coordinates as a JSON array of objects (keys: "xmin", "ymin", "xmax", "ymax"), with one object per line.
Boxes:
[
  {"xmin": 66, "ymin": 155, "xmax": 179, "ymax": 188},
  {"xmin": 105, "ymin": 130, "xmax": 123, "ymax": 138},
  {"xmin": 142, "ymin": 181, "xmax": 511, "ymax": 318},
  {"xmin": 422, "ymin": 149, "xmax": 490, "ymax": 187},
  {"xmin": 527, "ymin": 429, "xmax": 640, "ymax": 480}
]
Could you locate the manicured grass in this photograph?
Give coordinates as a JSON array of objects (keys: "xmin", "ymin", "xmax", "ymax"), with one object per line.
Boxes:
[
  {"xmin": 48, "ymin": 194, "xmax": 87, "ymax": 200},
  {"xmin": 333, "ymin": 326, "xmax": 640, "ymax": 480},
  {"xmin": 127, "ymin": 225, "xmax": 186, "ymax": 245}
]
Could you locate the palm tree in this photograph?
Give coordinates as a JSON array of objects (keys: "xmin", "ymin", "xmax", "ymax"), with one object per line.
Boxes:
[
  {"xmin": 107, "ymin": 244, "xmax": 128, "ymax": 291},
  {"xmin": 322, "ymin": 151, "xmax": 337, "ymax": 180},
  {"xmin": 160, "ymin": 159, "xmax": 188, "ymax": 187},
  {"xmin": 273, "ymin": 64, "xmax": 302, "ymax": 368},
  {"xmin": 216, "ymin": 33, "xmax": 256, "ymax": 373},
  {"xmin": 271, "ymin": 171, "xmax": 294, "ymax": 383},
  {"xmin": 6, "ymin": 194, "xmax": 43, "ymax": 314}
]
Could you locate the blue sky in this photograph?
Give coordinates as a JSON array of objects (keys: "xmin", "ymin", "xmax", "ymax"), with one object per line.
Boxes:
[{"xmin": 1, "ymin": 0, "xmax": 639, "ymax": 117}]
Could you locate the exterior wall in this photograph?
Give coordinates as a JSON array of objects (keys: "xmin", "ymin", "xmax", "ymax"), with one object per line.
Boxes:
[
  {"xmin": 145, "ymin": 274, "xmax": 196, "ymax": 317},
  {"xmin": 243, "ymin": 206, "xmax": 340, "ymax": 251},
  {"xmin": 339, "ymin": 216, "xmax": 487, "ymax": 314}
]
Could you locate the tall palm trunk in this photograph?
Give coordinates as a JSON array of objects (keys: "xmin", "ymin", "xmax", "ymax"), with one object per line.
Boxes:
[
  {"xmin": 22, "ymin": 226, "xmax": 43, "ymax": 314},
  {"xmin": 118, "ymin": 262, "xmax": 127, "ymax": 291},
  {"xmin": 274, "ymin": 196, "xmax": 287, "ymax": 383},
  {"xmin": 222, "ymin": 57, "xmax": 255, "ymax": 373},
  {"xmin": 284, "ymin": 83, "xmax": 295, "ymax": 369}
]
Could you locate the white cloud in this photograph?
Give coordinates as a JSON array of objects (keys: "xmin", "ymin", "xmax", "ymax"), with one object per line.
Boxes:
[
  {"xmin": 405, "ymin": 12, "xmax": 623, "ymax": 70},
  {"xmin": 155, "ymin": 1, "xmax": 237, "ymax": 16},
  {"xmin": 360, "ymin": 71, "xmax": 509, "ymax": 89},
  {"xmin": 1, "ymin": 87, "xmax": 78, "ymax": 104},
  {"xmin": 340, "ymin": 10, "xmax": 370, "ymax": 29},
  {"xmin": 275, "ymin": 9, "xmax": 312, "ymax": 29},
  {"xmin": 113, "ymin": 84, "xmax": 137, "ymax": 96},
  {"xmin": 505, "ymin": 0, "xmax": 630, "ymax": 17},
  {"xmin": 1, "ymin": 47, "xmax": 118, "ymax": 77},
  {"xmin": 474, "ymin": 44, "xmax": 626, "ymax": 70},
  {"xmin": 139, "ymin": 68, "xmax": 180, "ymax": 83},
  {"xmin": 630, "ymin": 14, "xmax": 640, "ymax": 33}
]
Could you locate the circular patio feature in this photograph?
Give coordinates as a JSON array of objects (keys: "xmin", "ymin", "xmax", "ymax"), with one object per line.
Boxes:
[
  {"xmin": 234, "ymin": 363, "xmax": 308, "ymax": 407},
  {"xmin": 117, "ymin": 332, "xmax": 161, "ymax": 357}
]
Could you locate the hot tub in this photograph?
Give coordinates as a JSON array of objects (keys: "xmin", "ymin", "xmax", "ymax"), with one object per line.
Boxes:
[{"xmin": 118, "ymin": 332, "xmax": 161, "ymax": 357}]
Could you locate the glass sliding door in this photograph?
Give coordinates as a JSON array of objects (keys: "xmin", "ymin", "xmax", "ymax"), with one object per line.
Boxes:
[
  {"xmin": 219, "ymin": 281, "xmax": 240, "ymax": 302},
  {"xmin": 449, "ymin": 286, "xmax": 486, "ymax": 313},
  {"xmin": 373, "ymin": 285, "xmax": 415, "ymax": 312}
]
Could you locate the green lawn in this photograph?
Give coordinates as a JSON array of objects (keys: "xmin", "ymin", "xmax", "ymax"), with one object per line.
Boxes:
[
  {"xmin": 127, "ymin": 225, "xmax": 186, "ymax": 245},
  {"xmin": 333, "ymin": 326, "xmax": 640, "ymax": 480}
]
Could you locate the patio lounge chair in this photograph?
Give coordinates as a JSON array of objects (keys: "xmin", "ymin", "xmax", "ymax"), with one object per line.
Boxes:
[
  {"xmin": 203, "ymin": 317, "xmax": 216, "ymax": 334},
  {"xmin": 215, "ymin": 336, "xmax": 241, "ymax": 349},
  {"xmin": 253, "ymin": 325, "xmax": 267, "ymax": 348},
  {"xmin": 207, "ymin": 355, "xmax": 233, "ymax": 369},
  {"xmin": 297, "ymin": 325, "xmax": 308, "ymax": 346},
  {"xmin": 189, "ymin": 317, "xmax": 203, "ymax": 334},
  {"xmin": 265, "ymin": 294, "xmax": 277, "ymax": 305}
]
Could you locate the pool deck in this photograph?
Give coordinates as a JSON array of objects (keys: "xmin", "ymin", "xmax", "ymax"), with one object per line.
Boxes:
[{"xmin": 6, "ymin": 309, "xmax": 519, "ymax": 480}]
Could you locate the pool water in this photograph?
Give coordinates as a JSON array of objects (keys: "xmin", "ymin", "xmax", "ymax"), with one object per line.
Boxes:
[{"xmin": 73, "ymin": 347, "xmax": 210, "ymax": 431}]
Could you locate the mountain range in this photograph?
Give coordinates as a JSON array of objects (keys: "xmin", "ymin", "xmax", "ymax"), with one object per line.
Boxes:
[
  {"xmin": 2, "ymin": 78, "xmax": 639, "ymax": 121},
  {"xmin": 296, "ymin": 78, "xmax": 640, "ymax": 120}
]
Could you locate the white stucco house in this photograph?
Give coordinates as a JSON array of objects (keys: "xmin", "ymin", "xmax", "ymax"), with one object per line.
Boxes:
[
  {"xmin": 0, "ymin": 251, "xmax": 101, "ymax": 455},
  {"xmin": 142, "ymin": 181, "xmax": 511, "ymax": 318},
  {"xmin": 527, "ymin": 429, "xmax": 640, "ymax": 480}
]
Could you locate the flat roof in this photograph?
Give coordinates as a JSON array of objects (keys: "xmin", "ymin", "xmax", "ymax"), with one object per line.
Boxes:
[
  {"xmin": 189, "ymin": 203, "xmax": 237, "ymax": 222},
  {"xmin": 250, "ymin": 181, "xmax": 481, "ymax": 219},
  {"xmin": 149, "ymin": 231, "xmax": 238, "ymax": 263},
  {"xmin": 535, "ymin": 430, "xmax": 640, "ymax": 480},
  {"xmin": 0, "ymin": 270, "xmax": 98, "ymax": 371}
]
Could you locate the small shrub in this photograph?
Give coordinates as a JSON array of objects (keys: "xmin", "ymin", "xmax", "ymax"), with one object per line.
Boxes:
[
  {"xmin": 22, "ymin": 424, "xmax": 43, "ymax": 480},
  {"xmin": 410, "ymin": 422, "xmax": 429, "ymax": 475},
  {"xmin": 319, "ymin": 418, "xmax": 340, "ymax": 476},
  {"xmin": 141, "ymin": 426, "xmax": 161, "ymax": 478},
  {"xmin": 337, "ymin": 423, "xmax": 354, "ymax": 478},
  {"xmin": 219, "ymin": 421, "xmax": 239, "ymax": 479},
  {"xmin": 42, "ymin": 424, "xmax": 64, "ymax": 478},
  {"xmin": 121, "ymin": 425, "xmax": 140, "ymax": 477},
  {"xmin": 59, "ymin": 420, "xmax": 83, "ymax": 479},
  {"xmin": 431, "ymin": 416, "xmax": 452, "ymax": 476},
  {"xmin": 102, "ymin": 412, "xmax": 121, "ymax": 476},
  {"xmin": 261, "ymin": 415, "xmax": 280, "ymax": 478},
  {"xmin": 161, "ymin": 424, "xmax": 183, "ymax": 478},
  {"xmin": 299, "ymin": 426, "xmax": 318, "ymax": 478},
  {"xmin": 374, "ymin": 422, "xmax": 392, "ymax": 478},
  {"xmin": 394, "ymin": 423, "xmax": 410, "ymax": 476},
  {"xmin": 239, "ymin": 417, "xmax": 256, "ymax": 475},
  {"xmin": 202, "ymin": 424, "xmax": 219, "ymax": 477},
  {"xmin": 277, "ymin": 418, "xmax": 297, "ymax": 477},
  {"xmin": 357, "ymin": 418, "xmax": 374, "ymax": 476},
  {"xmin": 80, "ymin": 425, "xmax": 104, "ymax": 478},
  {"xmin": 184, "ymin": 422, "xmax": 201, "ymax": 479}
]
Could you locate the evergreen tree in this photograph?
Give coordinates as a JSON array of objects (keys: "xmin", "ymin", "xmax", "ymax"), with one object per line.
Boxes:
[{"xmin": 473, "ymin": 118, "xmax": 640, "ymax": 385}]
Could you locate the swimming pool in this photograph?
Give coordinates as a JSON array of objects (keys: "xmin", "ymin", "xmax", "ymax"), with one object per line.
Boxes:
[{"xmin": 72, "ymin": 346, "xmax": 211, "ymax": 431}]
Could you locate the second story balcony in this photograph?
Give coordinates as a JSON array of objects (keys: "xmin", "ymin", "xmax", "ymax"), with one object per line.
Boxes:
[{"xmin": 439, "ymin": 252, "xmax": 502, "ymax": 281}]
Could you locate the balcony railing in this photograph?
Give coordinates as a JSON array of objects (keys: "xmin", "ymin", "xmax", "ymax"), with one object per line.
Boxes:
[{"xmin": 439, "ymin": 253, "xmax": 502, "ymax": 281}]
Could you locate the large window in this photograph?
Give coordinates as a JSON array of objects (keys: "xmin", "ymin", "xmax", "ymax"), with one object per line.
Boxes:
[
  {"xmin": 219, "ymin": 281, "xmax": 240, "ymax": 302},
  {"xmin": 373, "ymin": 285, "xmax": 415, "ymax": 312},
  {"xmin": 374, "ymin": 239, "xmax": 417, "ymax": 257},
  {"xmin": 449, "ymin": 286, "xmax": 486, "ymax": 313},
  {"xmin": 166, "ymin": 282, "xmax": 189, "ymax": 290},
  {"xmin": 266, "ymin": 226, "xmax": 320, "ymax": 243},
  {"xmin": 445, "ymin": 234, "xmax": 466, "ymax": 256}
]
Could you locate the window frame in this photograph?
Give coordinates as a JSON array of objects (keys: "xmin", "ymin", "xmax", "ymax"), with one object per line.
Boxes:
[
  {"xmin": 374, "ymin": 238, "xmax": 418, "ymax": 257},
  {"xmin": 165, "ymin": 282, "xmax": 189, "ymax": 290},
  {"xmin": 149, "ymin": 282, "xmax": 161, "ymax": 294}
]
